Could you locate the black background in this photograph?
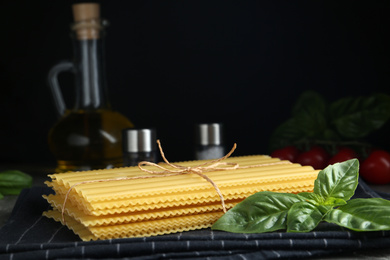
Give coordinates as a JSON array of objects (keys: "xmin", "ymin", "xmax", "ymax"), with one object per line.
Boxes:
[{"xmin": 1, "ymin": 0, "xmax": 389, "ymax": 165}]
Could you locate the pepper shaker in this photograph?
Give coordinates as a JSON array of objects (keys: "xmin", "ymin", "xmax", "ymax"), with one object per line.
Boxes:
[
  {"xmin": 122, "ymin": 128, "xmax": 158, "ymax": 166},
  {"xmin": 195, "ymin": 123, "xmax": 226, "ymax": 160}
]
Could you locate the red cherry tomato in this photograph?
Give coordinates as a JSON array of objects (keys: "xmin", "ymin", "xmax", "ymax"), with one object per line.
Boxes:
[
  {"xmin": 327, "ymin": 147, "xmax": 358, "ymax": 165},
  {"xmin": 271, "ymin": 146, "xmax": 299, "ymax": 162},
  {"xmin": 360, "ymin": 150, "xmax": 390, "ymax": 185},
  {"xmin": 295, "ymin": 146, "xmax": 330, "ymax": 170}
]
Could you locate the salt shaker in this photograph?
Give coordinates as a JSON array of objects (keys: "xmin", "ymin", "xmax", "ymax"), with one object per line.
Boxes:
[
  {"xmin": 195, "ymin": 123, "xmax": 226, "ymax": 160},
  {"xmin": 122, "ymin": 128, "xmax": 158, "ymax": 166}
]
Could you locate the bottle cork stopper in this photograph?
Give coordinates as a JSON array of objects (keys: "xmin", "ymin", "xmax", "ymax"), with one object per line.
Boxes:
[
  {"xmin": 72, "ymin": 3, "xmax": 100, "ymax": 22},
  {"xmin": 72, "ymin": 3, "xmax": 101, "ymax": 40}
]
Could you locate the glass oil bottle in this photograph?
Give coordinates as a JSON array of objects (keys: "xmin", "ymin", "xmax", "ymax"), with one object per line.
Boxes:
[{"xmin": 48, "ymin": 3, "xmax": 134, "ymax": 172}]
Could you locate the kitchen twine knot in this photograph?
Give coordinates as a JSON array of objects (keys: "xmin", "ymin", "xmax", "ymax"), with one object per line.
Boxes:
[{"xmin": 60, "ymin": 140, "xmax": 291, "ymax": 223}]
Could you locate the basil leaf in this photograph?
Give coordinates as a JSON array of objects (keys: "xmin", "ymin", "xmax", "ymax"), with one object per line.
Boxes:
[
  {"xmin": 292, "ymin": 91, "xmax": 329, "ymax": 139},
  {"xmin": 324, "ymin": 198, "xmax": 390, "ymax": 231},
  {"xmin": 314, "ymin": 159, "xmax": 359, "ymax": 201},
  {"xmin": 0, "ymin": 170, "xmax": 32, "ymax": 195},
  {"xmin": 211, "ymin": 191, "xmax": 303, "ymax": 233},
  {"xmin": 292, "ymin": 91, "xmax": 326, "ymax": 116},
  {"xmin": 297, "ymin": 192, "xmax": 322, "ymax": 205},
  {"xmin": 287, "ymin": 201, "xmax": 326, "ymax": 232},
  {"xmin": 0, "ymin": 192, "xmax": 3, "ymax": 199},
  {"xmin": 270, "ymin": 91, "xmax": 329, "ymax": 150},
  {"xmin": 269, "ymin": 118, "xmax": 306, "ymax": 151},
  {"xmin": 330, "ymin": 94, "xmax": 390, "ymax": 139},
  {"xmin": 0, "ymin": 187, "xmax": 27, "ymax": 195},
  {"xmin": 323, "ymin": 197, "xmax": 347, "ymax": 207}
]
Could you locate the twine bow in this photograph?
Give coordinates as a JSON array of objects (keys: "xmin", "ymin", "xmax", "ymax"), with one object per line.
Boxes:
[{"xmin": 138, "ymin": 140, "xmax": 241, "ymax": 213}]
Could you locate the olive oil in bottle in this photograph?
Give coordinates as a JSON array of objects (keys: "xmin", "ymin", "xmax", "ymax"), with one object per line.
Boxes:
[{"xmin": 48, "ymin": 3, "xmax": 134, "ymax": 172}]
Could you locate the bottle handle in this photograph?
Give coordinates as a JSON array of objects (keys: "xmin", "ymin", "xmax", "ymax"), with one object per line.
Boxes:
[{"xmin": 47, "ymin": 60, "xmax": 75, "ymax": 116}]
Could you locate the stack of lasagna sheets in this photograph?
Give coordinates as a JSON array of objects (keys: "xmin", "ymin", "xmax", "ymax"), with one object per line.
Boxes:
[{"xmin": 43, "ymin": 155, "xmax": 319, "ymax": 241}]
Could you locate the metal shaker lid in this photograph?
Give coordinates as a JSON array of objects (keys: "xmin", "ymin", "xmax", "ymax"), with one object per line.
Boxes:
[
  {"xmin": 195, "ymin": 123, "xmax": 224, "ymax": 146},
  {"xmin": 122, "ymin": 128, "xmax": 156, "ymax": 152}
]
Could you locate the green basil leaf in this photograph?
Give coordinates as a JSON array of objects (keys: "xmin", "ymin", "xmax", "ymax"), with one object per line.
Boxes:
[
  {"xmin": 323, "ymin": 197, "xmax": 347, "ymax": 207},
  {"xmin": 292, "ymin": 91, "xmax": 329, "ymax": 139},
  {"xmin": 269, "ymin": 118, "xmax": 306, "ymax": 151},
  {"xmin": 0, "ymin": 187, "xmax": 25, "ymax": 195},
  {"xmin": 298, "ymin": 192, "xmax": 347, "ymax": 207},
  {"xmin": 324, "ymin": 198, "xmax": 390, "ymax": 231},
  {"xmin": 292, "ymin": 91, "xmax": 327, "ymax": 117},
  {"xmin": 287, "ymin": 201, "xmax": 326, "ymax": 232},
  {"xmin": 297, "ymin": 192, "xmax": 323, "ymax": 205},
  {"xmin": 0, "ymin": 192, "xmax": 3, "ymax": 199},
  {"xmin": 330, "ymin": 94, "xmax": 390, "ymax": 139},
  {"xmin": 211, "ymin": 191, "xmax": 304, "ymax": 233},
  {"xmin": 314, "ymin": 159, "xmax": 359, "ymax": 201},
  {"xmin": 0, "ymin": 170, "xmax": 32, "ymax": 195}
]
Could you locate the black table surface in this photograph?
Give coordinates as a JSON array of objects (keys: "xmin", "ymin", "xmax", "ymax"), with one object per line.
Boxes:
[{"xmin": 1, "ymin": 164, "xmax": 390, "ymax": 260}]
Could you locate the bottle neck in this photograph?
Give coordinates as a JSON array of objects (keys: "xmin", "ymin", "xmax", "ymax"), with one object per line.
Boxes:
[{"xmin": 71, "ymin": 25, "xmax": 111, "ymax": 111}]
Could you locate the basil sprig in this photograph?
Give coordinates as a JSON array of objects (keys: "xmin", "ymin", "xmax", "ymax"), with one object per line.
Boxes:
[
  {"xmin": 0, "ymin": 170, "xmax": 32, "ymax": 199},
  {"xmin": 269, "ymin": 91, "xmax": 390, "ymax": 152},
  {"xmin": 212, "ymin": 159, "xmax": 390, "ymax": 233}
]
